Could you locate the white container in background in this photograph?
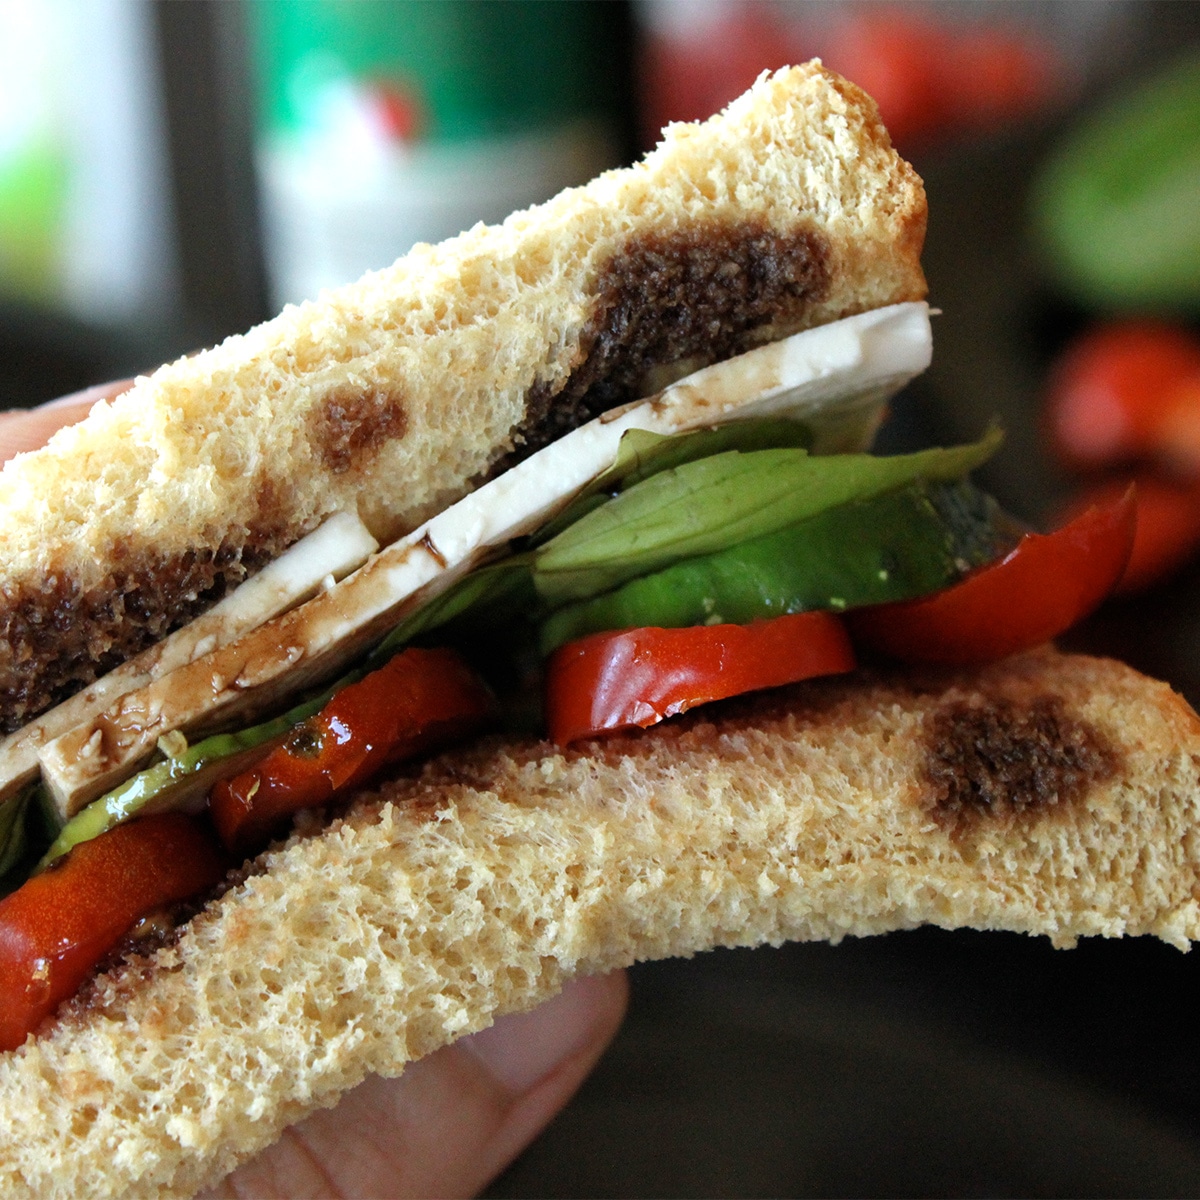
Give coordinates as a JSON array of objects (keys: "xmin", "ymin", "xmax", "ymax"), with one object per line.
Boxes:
[{"xmin": 248, "ymin": 1, "xmax": 622, "ymax": 309}]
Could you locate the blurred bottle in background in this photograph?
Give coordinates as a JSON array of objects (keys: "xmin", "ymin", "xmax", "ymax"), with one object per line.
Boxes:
[{"xmin": 249, "ymin": 0, "xmax": 630, "ymax": 309}]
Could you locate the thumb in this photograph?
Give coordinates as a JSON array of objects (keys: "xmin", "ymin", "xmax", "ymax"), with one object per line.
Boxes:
[
  {"xmin": 0, "ymin": 379, "xmax": 133, "ymax": 463},
  {"xmin": 207, "ymin": 970, "xmax": 629, "ymax": 1199}
]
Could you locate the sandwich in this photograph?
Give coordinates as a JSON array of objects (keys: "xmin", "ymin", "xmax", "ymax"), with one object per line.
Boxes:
[{"xmin": 1, "ymin": 62, "xmax": 1199, "ymax": 1199}]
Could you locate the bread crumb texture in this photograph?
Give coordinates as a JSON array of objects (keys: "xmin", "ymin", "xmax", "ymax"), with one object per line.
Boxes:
[
  {"xmin": 1, "ymin": 649, "xmax": 1198, "ymax": 1198},
  {"xmin": 0, "ymin": 62, "xmax": 926, "ymax": 728}
]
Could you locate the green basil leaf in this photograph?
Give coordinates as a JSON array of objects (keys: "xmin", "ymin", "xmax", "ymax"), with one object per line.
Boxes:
[
  {"xmin": 534, "ymin": 427, "xmax": 1003, "ymax": 604},
  {"xmin": 538, "ymin": 480, "xmax": 1005, "ymax": 652},
  {"xmin": 534, "ymin": 418, "xmax": 813, "ymax": 544}
]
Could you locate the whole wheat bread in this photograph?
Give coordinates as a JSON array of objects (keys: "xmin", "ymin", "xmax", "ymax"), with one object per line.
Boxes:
[{"xmin": 2, "ymin": 648, "xmax": 1198, "ymax": 1198}]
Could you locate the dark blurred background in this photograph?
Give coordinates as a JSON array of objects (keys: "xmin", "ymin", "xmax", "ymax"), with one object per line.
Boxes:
[{"xmin": 3, "ymin": 1, "xmax": 1200, "ymax": 1194}]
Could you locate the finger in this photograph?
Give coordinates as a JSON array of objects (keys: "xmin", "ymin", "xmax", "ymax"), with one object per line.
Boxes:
[
  {"xmin": 0, "ymin": 379, "xmax": 134, "ymax": 464},
  {"xmin": 207, "ymin": 970, "xmax": 629, "ymax": 1199}
]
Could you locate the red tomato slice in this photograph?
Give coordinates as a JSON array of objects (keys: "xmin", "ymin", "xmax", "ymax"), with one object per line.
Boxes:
[
  {"xmin": 210, "ymin": 647, "xmax": 494, "ymax": 853},
  {"xmin": 0, "ymin": 813, "xmax": 224, "ymax": 1052},
  {"xmin": 1045, "ymin": 322, "xmax": 1200, "ymax": 469},
  {"xmin": 545, "ymin": 611, "xmax": 855, "ymax": 746},
  {"xmin": 848, "ymin": 489, "xmax": 1136, "ymax": 665}
]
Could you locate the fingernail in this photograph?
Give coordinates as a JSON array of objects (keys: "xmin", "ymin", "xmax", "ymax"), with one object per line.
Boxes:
[{"xmin": 462, "ymin": 975, "xmax": 617, "ymax": 1094}]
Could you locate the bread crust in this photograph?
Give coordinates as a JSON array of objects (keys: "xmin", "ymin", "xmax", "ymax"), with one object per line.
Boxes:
[
  {"xmin": 2, "ymin": 648, "xmax": 1197, "ymax": 1199},
  {"xmin": 0, "ymin": 62, "xmax": 926, "ymax": 730}
]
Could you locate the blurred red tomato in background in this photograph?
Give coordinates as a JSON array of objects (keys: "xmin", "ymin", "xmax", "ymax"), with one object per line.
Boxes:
[
  {"xmin": 1044, "ymin": 321, "xmax": 1200, "ymax": 469},
  {"xmin": 638, "ymin": 3, "xmax": 1059, "ymax": 153},
  {"xmin": 1062, "ymin": 474, "xmax": 1200, "ymax": 595}
]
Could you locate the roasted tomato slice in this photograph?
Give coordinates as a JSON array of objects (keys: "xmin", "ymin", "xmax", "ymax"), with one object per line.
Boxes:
[
  {"xmin": 0, "ymin": 813, "xmax": 225, "ymax": 1053},
  {"xmin": 210, "ymin": 647, "xmax": 494, "ymax": 853},
  {"xmin": 545, "ymin": 611, "xmax": 856, "ymax": 745},
  {"xmin": 848, "ymin": 488, "xmax": 1136, "ymax": 665}
]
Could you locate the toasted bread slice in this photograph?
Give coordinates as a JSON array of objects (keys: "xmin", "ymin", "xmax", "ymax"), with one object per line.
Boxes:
[
  {"xmin": 0, "ymin": 62, "xmax": 925, "ymax": 731},
  {"xmin": 2, "ymin": 648, "xmax": 1197, "ymax": 1199}
]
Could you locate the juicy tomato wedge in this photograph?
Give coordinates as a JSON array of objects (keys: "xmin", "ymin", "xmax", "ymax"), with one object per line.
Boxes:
[
  {"xmin": 210, "ymin": 647, "xmax": 494, "ymax": 853},
  {"xmin": 848, "ymin": 488, "xmax": 1136, "ymax": 665},
  {"xmin": 545, "ymin": 611, "xmax": 855, "ymax": 746},
  {"xmin": 1045, "ymin": 322, "xmax": 1200, "ymax": 469},
  {"xmin": 0, "ymin": 813, "xmax": 224, "ymax": 1053}
]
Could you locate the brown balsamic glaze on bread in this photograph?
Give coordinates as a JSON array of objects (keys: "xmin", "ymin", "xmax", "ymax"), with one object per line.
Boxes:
[
  {"xmin": 923, "ymin": 694, "xmax": 1121, "ymax": 830},
  {"xmin": 308, "ymin": 384, "xmax": 410, "ymax": 475},
  {"xmin": 496, "ymin": 221, "xmax": 831, "ymax": 467}
]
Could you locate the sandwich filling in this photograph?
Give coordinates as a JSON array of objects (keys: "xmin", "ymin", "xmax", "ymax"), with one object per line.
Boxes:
[{"xmin": 0, "ymin": 303, "xmax": 1136, "ymax": 1054}]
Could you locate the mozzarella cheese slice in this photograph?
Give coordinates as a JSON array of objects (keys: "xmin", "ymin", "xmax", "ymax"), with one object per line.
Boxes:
[{"xmin": 39, "ymin": 302, "xmax": 932, "ymax": 819}]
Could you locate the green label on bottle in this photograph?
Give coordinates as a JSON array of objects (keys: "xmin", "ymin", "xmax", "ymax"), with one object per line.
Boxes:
[{"xmin": 250, "ymin": 0, "xmax": 618, "ymax": 146}]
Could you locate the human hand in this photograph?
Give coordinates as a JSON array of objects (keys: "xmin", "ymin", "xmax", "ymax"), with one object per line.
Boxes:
[
  {"xmin": 0, "ymin": 379, "xmax": 133, "ymax": 458},
  {"xmin": 205, "ymin": 975, "xmax": 628, "ymax": 1198},
  {"xmin": 0, "ymin": 386, "xmax": 630, "ymax": 1198}
]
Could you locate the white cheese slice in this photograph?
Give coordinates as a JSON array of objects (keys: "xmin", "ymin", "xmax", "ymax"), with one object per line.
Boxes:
[
  {"xmin": 39, "ymin": 302, "xmax": 931, "ymax": 819},
  {"xmin": 0, "ymin": 512, "xmax": 377, "ymax": 807}
]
